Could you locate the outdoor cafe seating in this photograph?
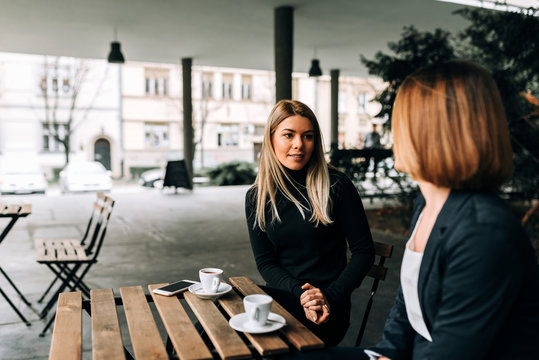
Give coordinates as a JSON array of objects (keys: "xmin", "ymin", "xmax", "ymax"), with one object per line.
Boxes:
[
  {"xmin": 47, "ymin": 239, "xmax": 395, "ymax": 359},
  {"xmin": 49, "ymin": 276, "xmax": 324, "ymax": 360}
]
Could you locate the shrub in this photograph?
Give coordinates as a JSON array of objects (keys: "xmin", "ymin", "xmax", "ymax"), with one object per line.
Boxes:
[{"xmin": 207, "ymin": 161, "xmax": 256, "ymax": 186}]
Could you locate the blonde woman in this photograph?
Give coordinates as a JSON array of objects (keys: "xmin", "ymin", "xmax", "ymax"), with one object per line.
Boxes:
[
  {"xmin": 245, "ymin": 100, "xmax": 375, "ymax": 346},
  {"xmin": 284, "ymin": 61, "xmax": 539, "ymax": 359}
]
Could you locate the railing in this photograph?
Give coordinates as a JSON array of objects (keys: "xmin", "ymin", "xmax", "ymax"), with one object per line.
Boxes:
[{"xmin": 331, "ymin": 148, "xmax": 418, "ymax": 202}]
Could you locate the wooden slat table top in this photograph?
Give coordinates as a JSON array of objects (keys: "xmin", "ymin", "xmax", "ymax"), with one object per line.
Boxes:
[
  {"xmin": 184, "ymin": 291, "xmax": 252, "ymax": 360},
  {"xmin": 120, "ymin": 286, "xmax": 168, "ymax": 360},
  {"xmin": 91, "ymin": 289, "xmax": 125, "ymax": 360},
  {"xmin": 148, "ymin": 284, "xmax": 213, "ymax": 360},
  {"xmin": 0, "ymin": 203, "xmax": 32, "ymax": 217},
  {"xmin": 48, "ymin": 277, "xmax": 325, "ymax": 359},
  {"xmin": 218, "ymin": 289, "xmax": 289, "ymax": 357},
  {"xmin": 229, "ymin": 276, "xmax": 325, "ymax": 351},
  {"xmin": 49, "ymin": 291, "xmax": 82, "ymax": 360}
]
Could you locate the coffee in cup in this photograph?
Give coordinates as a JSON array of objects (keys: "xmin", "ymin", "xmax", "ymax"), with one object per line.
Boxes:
[
  {"xmin": 199, "ymin": 268, "xmax": 223, "ymax": 293},
  {"xmin": 243, "ymin": 294, "xmax": 272, "ymax": 327}
]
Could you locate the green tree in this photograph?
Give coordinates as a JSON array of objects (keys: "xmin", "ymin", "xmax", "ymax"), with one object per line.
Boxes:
[
  {"xmin": 361, "ymin": 7, "xmax": 539, "ymax": 198},
  {"xmin": 455, "ymin": 8, "xmax": 539, "ymax": 198},
  {"xmin": 360, "ymin": 26, "xmax": 456, "ymax": 127}
]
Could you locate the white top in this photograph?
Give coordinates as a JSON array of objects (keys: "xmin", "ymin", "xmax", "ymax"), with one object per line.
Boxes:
[
  {"xmin": 400, "ymin": 212, "xmax": 432, "ymax": 342},
  {"xmin": 364, "ymin": 212, "xmax": 432, "ymax": 360}
]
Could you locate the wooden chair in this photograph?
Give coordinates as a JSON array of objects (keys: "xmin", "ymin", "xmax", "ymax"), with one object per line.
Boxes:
[
  {"xmin": 36, "ymin": 195, "xmax": 115, "ymax": 336},
  {"xmin": 35, "ymin": 192, "xmax": 109, "ymax": 305},
  {"xmin": 356, "ymin": 241, "xmax": 394, "ymax": 347}
]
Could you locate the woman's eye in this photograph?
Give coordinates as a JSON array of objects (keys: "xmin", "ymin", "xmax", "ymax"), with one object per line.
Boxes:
[
  {"xmin": 303, "ymin": 134, "xmax": 314, "ymax": 140},
  {"xmin": 283, "ymin": 133, "xmax": 293, "ymax": 138}
]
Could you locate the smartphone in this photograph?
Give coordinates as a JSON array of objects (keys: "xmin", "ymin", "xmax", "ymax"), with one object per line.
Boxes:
[{"xmin": 152, "ymin": 280, "xmax": 197, "ymax": 296}]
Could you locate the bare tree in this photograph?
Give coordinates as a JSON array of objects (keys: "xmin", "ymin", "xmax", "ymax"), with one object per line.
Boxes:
[
  {"xmin": 39, "ymin": 56, "xmax": 108, "ymax": 165},
  {"xmin": 194, "ymin": 95, "xmax": 223, "ymax": 169}
]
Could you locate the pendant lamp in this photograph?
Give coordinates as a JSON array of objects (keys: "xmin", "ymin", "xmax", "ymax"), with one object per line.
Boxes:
[
  {"xmin": 107, "ymin": 28, "xmax": 125, "ymax": 64},
  {"xmin": 308, "ymin": 48, "xmax": 322, "ymax": 77}
]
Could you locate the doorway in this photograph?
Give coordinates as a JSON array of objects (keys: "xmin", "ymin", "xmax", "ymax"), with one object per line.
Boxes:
[{"xmin": 94, "ymin": 138, "xmax": 111, "ymax": 170}]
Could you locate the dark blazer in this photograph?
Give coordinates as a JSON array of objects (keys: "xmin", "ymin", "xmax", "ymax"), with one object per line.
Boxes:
[{"xmin": 370, "ymin": 190, "xmax": 539, "ymax": 360}]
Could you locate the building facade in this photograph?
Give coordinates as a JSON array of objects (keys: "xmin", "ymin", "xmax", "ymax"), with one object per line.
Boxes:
[
  {"xmin": 0, "ymin": 52, "xmax": 385, "ymax": 180},
  {"xmin": 0, "ymin": 53, "xmax": 121, "ymax": 178}
]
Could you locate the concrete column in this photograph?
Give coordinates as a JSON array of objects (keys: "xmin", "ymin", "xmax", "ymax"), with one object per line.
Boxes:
[
  {"xmin": 182, "ymin": 57, "xmax": 193, "ymax": 181},
  {"xmin": 118, "ymin": 64, "xmax": 125, "ymax": 178},
  {"xmin": 274, "ymin": 6, "xmax": 293, "ymax": 102},
  {"xmin": 330, "ymin": 69, "xmax": 339, "ymax": 164}
]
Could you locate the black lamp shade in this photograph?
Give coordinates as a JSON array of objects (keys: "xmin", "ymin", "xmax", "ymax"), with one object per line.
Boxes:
[
  {"xmin": 107, "ymin": 41, "xmax": 125, "ymax": 63},
  {"xmin": 309, "ymin": 59, "xmax": 322, "ymax": 77}
]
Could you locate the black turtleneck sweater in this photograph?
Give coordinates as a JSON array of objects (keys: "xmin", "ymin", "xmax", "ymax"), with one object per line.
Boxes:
[{"xmin": 245, "ymin": 167, "xmax": 374, "ymax": 311}]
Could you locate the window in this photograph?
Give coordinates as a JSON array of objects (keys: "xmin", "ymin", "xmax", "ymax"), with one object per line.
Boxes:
[
  {"xmin": 202, "ymin": 72, "xmax": 213, "ymax": 99},
  {"xmin": 40, "ymin": 73, "xmax": 71, "ymax": 95},
  {"xmin": 358, "ymin": 93, "xmax": 367, "ymax": 114},
  {"xmin": 338, "ymin": 91, "xmax": 347, "ymax": 114},
  {"xmin": 42, "ymin": 123, "xmax": 67, "ymax": 152},
  {"xmin": 144, "ymin": 68, "xmax": 169, "ymax": 96},
  {"xmin": 222, "ymin": 74, "xmax": 233, "ymax": 100},
  {"xmin": 254, "ymin": 125, "xmax": 265, "ymax": 136},
  {"xmin": 217, "ymin": 124, "xmax": 239, "ymax": 147},
  {"xmin": 241, "ymin": 75, "xmax": 252, "ymax": 100},
  {"xmin": 144, "ymin": 123, "xmax": 169, "ymax": 148}
]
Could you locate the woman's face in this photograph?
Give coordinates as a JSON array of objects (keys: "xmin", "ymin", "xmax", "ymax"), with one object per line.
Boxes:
[{"xmin": 271, "ymin": 115, "xmax": 315, "ymax": 171}]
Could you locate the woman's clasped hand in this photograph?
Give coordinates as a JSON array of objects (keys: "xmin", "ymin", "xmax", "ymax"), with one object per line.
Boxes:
[{"xmin": 300, "ymin": 283, "xmax": 330, "ymax": 324}]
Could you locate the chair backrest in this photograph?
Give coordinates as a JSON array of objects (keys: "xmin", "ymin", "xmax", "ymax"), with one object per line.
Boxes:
[
  {"xmin": 80, "ymin": 192, "xmax": 107, "ymax": 247},
  {"xmin": 84, "ymin": 194, "xmax": 114, "ymax": 256},
  {"xmin": 88, "ymin": 195, "xmax": 115, "ymax": 261},
  {"xmin": 356, "ymin": 240, "xmax": 394, "ymax": 347}
]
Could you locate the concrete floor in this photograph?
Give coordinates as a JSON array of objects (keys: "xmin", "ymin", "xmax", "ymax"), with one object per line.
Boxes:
[{"xmin": 0, "ymin": 184, "xmax": 406, "ymax": 359}]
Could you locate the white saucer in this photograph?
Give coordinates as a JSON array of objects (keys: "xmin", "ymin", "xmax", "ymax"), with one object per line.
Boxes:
[
  {"xmin": 229, "ymin": 312, "xmax": 286, "ymax": 334},
  {"xmin": 188, "ymin": 282, "xmax": 232, "ymax": 299}
]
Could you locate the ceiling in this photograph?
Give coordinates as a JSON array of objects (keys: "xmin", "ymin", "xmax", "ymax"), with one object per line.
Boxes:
[{"xmin": 0, "ymin": 0, "xmax": 474, "ymax": 76}]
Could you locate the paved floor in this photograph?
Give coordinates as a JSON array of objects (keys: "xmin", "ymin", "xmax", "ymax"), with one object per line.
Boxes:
[{"xmin": 0, "ymin": 184, "xmax": 406, "ymax": 359}]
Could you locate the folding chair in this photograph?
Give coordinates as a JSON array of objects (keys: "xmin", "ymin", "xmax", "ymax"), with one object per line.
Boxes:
[
  {"xmin": 356, "ymin": 241, "xmax": 394, "ymax": 346},
  {"xmin": 36, "ymin": 195, "xmax": 115, "ymax": 336},
  {"xmin": 34, "ymin": 192, "xmax": 108, "ymax": 306}
]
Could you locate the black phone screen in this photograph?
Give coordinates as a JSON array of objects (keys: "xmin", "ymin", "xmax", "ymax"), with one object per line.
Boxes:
[{"xmin": 157, "ymin": 281, "xmax": 193, "ymax": 293}]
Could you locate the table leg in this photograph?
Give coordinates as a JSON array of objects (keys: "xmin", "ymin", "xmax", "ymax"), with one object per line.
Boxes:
[
  {"xmin": 0, "ymin": 286, "xmax": 31, "ymax": 326},
  {"xmin": 0, "ymin": 266, "xmax": 32, "ymax": 306},
  {"xmin": 0, "ymin": 217, "xmax": 19, "ymax": 244}
]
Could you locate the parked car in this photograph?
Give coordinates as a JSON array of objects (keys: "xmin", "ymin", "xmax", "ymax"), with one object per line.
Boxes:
[
  {"xmin": 138, "ymin": 168, "xmax": 164, "ymax": 188},
  {"xmin": 59, "ymin": 161, "xmax": 112, "ymax": 193},
  {"xmin": 0, "ymin": 163, "xmax": 47, "ymax": 195}
]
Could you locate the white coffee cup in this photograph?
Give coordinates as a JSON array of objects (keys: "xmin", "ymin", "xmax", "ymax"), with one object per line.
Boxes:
[
  {"xmin": 199, "ymin": 268, "xmax": 223, "ymax": 293},
  {"xmin": 243, "ymin": 294, "xmax": 272, "ymax": 327}
]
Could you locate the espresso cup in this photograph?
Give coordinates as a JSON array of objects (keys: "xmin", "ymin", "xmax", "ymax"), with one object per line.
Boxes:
[
  {"xmin": 243, "ymin": 294, "xmax": 272, "ymax": 327},
  {"xmin": 199, "ymin": 268, "xmax": 223, "ymax": 293}
]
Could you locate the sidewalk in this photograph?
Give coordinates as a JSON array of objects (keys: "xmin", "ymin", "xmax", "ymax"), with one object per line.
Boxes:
[{"xmin": 0, "ymin": 185, "xmax": 405, "ymax": 359}]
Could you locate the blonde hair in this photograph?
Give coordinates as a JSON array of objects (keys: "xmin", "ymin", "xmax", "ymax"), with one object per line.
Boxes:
[
  {"xmin": 392, "ymin": 60, "xmax": 513, "ymax": 190},
  {"xmin": 250, "ymin": 100, "xmax": 332, "ymax": 231}
]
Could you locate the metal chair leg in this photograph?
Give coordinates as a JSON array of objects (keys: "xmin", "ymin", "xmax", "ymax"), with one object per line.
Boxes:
[
  {"xmin": 0, "ymin": 286, "xmax": 31, "ymax": 326},
  {"xmin": 39, "ymin": 311, "xmax": 55, "ymax": 337},
  {"xmin": 38, "ymin": 277, "xmax": 59, "ymax": 303}
]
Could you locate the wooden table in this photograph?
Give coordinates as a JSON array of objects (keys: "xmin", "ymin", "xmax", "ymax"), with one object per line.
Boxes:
[
  {"xmin": 0, "ymin": 203, "xmax": 32, "ymax": 325},
  {"xmin": 49, "ymin": 276, "xmax": 324, "ymax": 359}
]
